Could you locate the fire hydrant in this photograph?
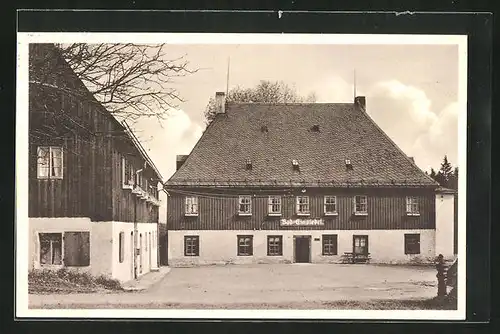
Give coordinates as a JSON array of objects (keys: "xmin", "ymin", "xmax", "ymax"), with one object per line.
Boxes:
[{"xmin": 435, "ymin": 254, "xmax": 447, "ymax": 297}]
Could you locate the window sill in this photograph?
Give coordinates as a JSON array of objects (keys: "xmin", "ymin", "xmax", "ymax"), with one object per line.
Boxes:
[
  {"xmin": 324, "ymin": 212, "xmax": 338, "ymax": 216},
  {"xmin": 37, "ymin": 177, "xmax": 63, "ymax": 180},
  {"xmin": 185, "ymin": 213, "xmax": 199, "ymax": 217},
  {"xmin": 353, "ymin": 212, "xmax": 368, "ymax": 216},
  {"xmin": 406, "ymin": 213, "xmax": 421, "ymax": 216},
  {"xmin": 122, "ymin": 184, "xmax": 133, "ymax": 190},
  {"xmin": 296, "ymin": 213, "xmax": 310, "ymax": 216},
  {"xmin": 237, "ymin": 254, "xmax": 253, "ymax": 257},
  {"xmin": 238, "ymin": 213, "xmax": 252, "ymax": 216},
  {"xmin": 268, "ymin": 213, "xmax": 282, "ymax": 216},
  {"xmin": 322, "ymin": 254, "xmax": 338, "ymax": 256}
]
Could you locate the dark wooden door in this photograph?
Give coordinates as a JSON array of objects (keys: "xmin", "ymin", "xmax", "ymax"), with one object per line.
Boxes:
[
  {"xmin": 353, "ymin": 235, "xmax": 369, "ymax": 255},
  {"xmin": 295, "ymin": 236, "xmax": 310, "ymax": 263}
]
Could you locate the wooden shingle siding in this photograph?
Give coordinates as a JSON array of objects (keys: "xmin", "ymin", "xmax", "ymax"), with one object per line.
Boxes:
[
  {"xmin": 167, "ymin": 188, "xmax": 435, "ymax": 230},
  {"xmin": 28, "ymin": 45, "xmax": 161, "ymax": 224}
]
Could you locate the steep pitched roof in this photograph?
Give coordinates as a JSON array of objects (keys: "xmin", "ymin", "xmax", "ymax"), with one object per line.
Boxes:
[{"xmin": 166, "ymin": 101, "xmax": 438, "ymax": 188}]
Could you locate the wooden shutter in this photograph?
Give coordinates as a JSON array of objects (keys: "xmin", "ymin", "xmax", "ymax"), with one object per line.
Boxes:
[{"xmin": 64, "ymin": 232, "xmax": 90, "ymax": 267}]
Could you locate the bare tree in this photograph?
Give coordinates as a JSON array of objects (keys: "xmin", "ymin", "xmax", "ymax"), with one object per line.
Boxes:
[
  {"xmin": 204, "ymin": 80, "xmax": 317, "ymax": 125},
  {"xmin": 30, "ymin": 43, "xmax": 197, "ymax": 124}
]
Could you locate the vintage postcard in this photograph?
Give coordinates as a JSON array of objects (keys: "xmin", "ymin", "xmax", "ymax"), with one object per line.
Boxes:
[{"xmin": 16, "ymin": 32, "xmax": 467, "ymax": 320}]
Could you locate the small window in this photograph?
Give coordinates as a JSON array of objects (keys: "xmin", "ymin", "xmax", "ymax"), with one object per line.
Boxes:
[
  {"xmin": 296, "ymin": 196, "xmax": 310, "ymax": 215},
  {"xmin": 324, "ymin": 196, "xmax": 337, "ymax": 215},
  {"xmin": 238, "ymin": 195, "xmax": 252, "ymax": 215},
  {"xmin": 406, "ymin": 196, "xmax": 420, "ymax": 216},
  {"xmin": 118, "ymin": 232, "xmax": 125, "ymax": 263},
  {"xmin": 122, "ymin": 157, "xmax": 134, "ymax": 188},
  {"xmin": 405, "ymin": 234, "xmax": 420, "ymax": 254},
  {"xmin": 237, "ymin": 235, "xmax": 253, "ymax": 256},
  {"xmin": 267, "ymin": 236, "xmax": 283, "ymax": 256},
  {"xmin": 292, "ymin": 160, "xmax": 299, "ymax": 170},
  {"xmin": 322, "ymin": 234, "xmax": 338, "ymax": 256},
  {"xmin": 353, "ymin": 195, "xmax": 368, "ymax": 215},
  {"xmin": 245, "ymin": 159, "xmax": 252, "ymax": 170},
  {"xmin": 37, "ymin": 146, "xmax": 63, "ymax": 179},
  {"xmin": 39, "ymin": 233, "xmax": 62, "ymax": 265},
  {"xmin": 268, "ymin": 196, "xmax": 282, "ymax": 215},
  {"xmin": 184, "ymin": 236, "xmax": 199, "ymax": 256},
  {"xmin": 185, "ymin": 196, "xmax": 199, "ymax": 216}
]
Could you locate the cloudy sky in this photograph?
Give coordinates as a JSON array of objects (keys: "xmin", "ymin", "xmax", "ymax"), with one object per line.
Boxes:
[{"xmin": 133, "ymin": 43, "xmax": 460, "ymax": 184}]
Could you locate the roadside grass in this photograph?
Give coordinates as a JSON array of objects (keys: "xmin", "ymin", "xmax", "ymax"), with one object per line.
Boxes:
[
  {"xmin": 35, "ymin": 297, "xmax": 457, "ymax": 310},
  {"xmin": 28, "ymin": 268, "xmax": 123, "ymax": 294}
]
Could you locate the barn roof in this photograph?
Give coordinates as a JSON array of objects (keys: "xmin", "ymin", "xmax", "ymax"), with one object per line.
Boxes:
[{"xmin": 166, "ymin": 99, "xmax": 438, "ymax": 188}]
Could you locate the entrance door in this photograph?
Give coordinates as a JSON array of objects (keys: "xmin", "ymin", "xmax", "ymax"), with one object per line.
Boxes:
[
  {"xmin": 353, "ymin": 235, "xmax": 369, "ymax": 255},
  {"xmin": 294, "ymin": 236, "xmax": 311, "ymax": 263}
]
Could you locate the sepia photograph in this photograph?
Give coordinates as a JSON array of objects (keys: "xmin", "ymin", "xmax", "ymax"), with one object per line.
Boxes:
[{"xmin": 16, "ymin": 32, "xmax": 467, "ymax": 320}]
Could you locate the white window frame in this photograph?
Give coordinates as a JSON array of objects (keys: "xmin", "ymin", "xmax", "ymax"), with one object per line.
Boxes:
[
  {"xmin": 238, "ymin": 195, "xmax": 252, "ymax": 216},
  {"xmin": 38, "ymin": 232, "xmax": 63, "ymax": 267},
  {"xmin": 37, "ymin": 146, "xmax": 64, "ymax": 179},
  {"xmin": 121, "ymin": 157, "xmax": 134, "ymax": 189},
  {"xmin": 324, "ymin": 196, "xmax": 338, "ymax": 215},
  {"xmin": 296, "ymin": 196, "xmax": 310, "ymax": 216},
  {"xmin": 268, "ymin": 196, "xmax": 282, "ymax": 216},
  {"xmin": 353, "ymin": 195, "xmax": 368, "ymax": 215},
  {"xmin": 406, "ymin": 196, "xmax": 420, "ymax": 216},
  {"xmin": 185, "ymin": 196, "xmax": 199, "ymax": 216}
]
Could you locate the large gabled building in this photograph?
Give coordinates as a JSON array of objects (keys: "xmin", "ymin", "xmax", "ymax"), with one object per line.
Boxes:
[
  {"xmin": 28, "ymin": 44, "xmax": 163, "ymax": 281},
  {"xmin": 164, "ymin": 92, "xmax": 456, "ymax": 266}
]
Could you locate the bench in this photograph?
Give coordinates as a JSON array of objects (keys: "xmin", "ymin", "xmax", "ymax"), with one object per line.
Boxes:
[{"xmin": 341, "ymin": 252, "xmax": 371, "ymax": 264}]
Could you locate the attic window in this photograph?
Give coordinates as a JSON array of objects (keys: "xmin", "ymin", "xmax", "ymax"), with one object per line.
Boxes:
[
  {"xmin": 292, "ymin": 160, "xmax": 300, "ymax": 171},
  {"xmin": 345, "ymin": 159, "xmax": 353, "ymax": 170},
  {"xmin": 260, "ymin": 125, "xmax": 268, "ymax": 133},
  {"xmin": 311, "ymin": 124, "xmax": 320, "ymax": 132},
  {"xmin": 245, "ymin": 159, "xmax": 252, "ymax": 170}
]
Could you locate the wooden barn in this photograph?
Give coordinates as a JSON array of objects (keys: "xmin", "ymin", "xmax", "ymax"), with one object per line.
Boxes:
[
  {"xmin": 28, "ymin": 44, "xmax": 163, "ymax": 282},
  {"xmin": 164, "ymin": 92, "xmax": 456, "ymax": 266}
]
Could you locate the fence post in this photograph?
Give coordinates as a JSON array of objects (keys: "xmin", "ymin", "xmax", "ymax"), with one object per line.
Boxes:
[{"xmin": 436, "ymin": 254, "xmax": 447, "ymax": 297}]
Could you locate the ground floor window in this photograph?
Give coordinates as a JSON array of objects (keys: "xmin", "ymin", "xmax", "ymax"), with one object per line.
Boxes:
[
  {"xmin": 404, "ymin": 234, "xmax": 421, "ymax": 254},
  {"xmin": 322, "ymin": 234, "xmax": 338, "ymax": 255},
  {"xmin": 119, "ymin": 232, "xmax": 124, "ymax": 263},
  {"xmin": 267, "ymin": 235, "xmax": 283, "ymax": 256},
  {"xmin": 39, "ymin": 233, "xmax": 62, "ymax": 265},
  {"xmin": 237, "ymin": 235, "xmax": 253, "ymax": 256},
  {"xmin": 184, "ymin": 236, "xmax": 200, "ymax": 256}
]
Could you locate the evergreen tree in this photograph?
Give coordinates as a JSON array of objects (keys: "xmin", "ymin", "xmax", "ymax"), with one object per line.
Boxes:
[{"xmin": 439, "ymin": 155, "xmax": 453, "ymax": 185}]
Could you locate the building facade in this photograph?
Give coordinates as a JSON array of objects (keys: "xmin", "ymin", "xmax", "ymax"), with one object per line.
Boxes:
[
  {"xmin": 164, "ymin": 92, "xmax": 456, "ymax": 267},
  {"xmin": 28, "ymin": 44, "xmax": 162, "ymax": 282}
]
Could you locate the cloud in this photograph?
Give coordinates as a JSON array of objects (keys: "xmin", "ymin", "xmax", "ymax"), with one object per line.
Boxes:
[
  {"xmin": 366, "ymin": 80, "xmax": 458, "ymax": 171},
  {"xmin": 134, "ymin": 108, "xmax": 203, "ymax": 181}
]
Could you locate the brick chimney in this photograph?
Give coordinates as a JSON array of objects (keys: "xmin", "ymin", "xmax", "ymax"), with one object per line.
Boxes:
[
  {"xmin": 215, "ymin": 92, "xmax": 226, "ymax": 114},
  {"xmin": 176, "ymin": 155, "xmax": 188, "ymax": 171},
  {"xmin": 354, "ymin": 96, "xmax": 366, "ymax": 111}
]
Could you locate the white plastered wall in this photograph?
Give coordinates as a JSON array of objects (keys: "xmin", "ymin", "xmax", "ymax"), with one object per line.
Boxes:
[{"xmin": 168, "ymin": 229, "xmax": 436, "ymax": 267}]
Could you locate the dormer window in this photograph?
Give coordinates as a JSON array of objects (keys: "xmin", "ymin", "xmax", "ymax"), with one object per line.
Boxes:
[
  {"xmin": 260, "ymin": 125, "xmax": 268, "ymax": 133},
  {"xmin": 292, "ymin": 159, "xmax": 300, "ymax": 171},
  {"xmin": 245, "ymin": 159, "xmax": 252, "ymax": 170},
  {"xmin": 345, "ymin": 159, "xmax": 353, "ymax": 170},
  {"xmin": 311, "ymin": 124, "xmax": 320, "ymax": 132}
]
